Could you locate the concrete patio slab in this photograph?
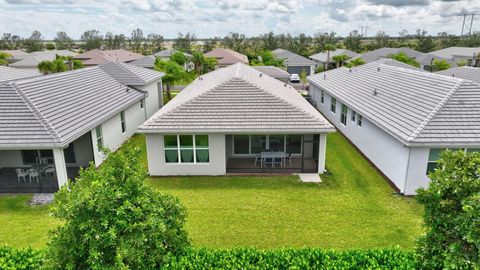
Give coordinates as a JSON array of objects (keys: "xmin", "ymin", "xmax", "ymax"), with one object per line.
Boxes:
[{"xmin": 299, "ymin": 173, "xmax": 322, "ymax": 182}]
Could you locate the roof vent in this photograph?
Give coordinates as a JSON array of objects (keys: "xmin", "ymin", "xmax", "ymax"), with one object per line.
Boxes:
[
  {"xmin": 377, "ymin": 67, "xmax": 381, "ymax": 72},
  {"xmin": 284, "ymin": 83, "xmax": 287, "ymax": 87},
  {"xmin": 373, "ymin": 88, "xmax": 378, "ymax": 96},
  {"xmin": 323, "ymin": 74, "xmax": 326, "ymax": 80},
  {"xmin": 259, "ymin": 73, "xmax": 263, "ymax": 77},
  {"xmin": 199, "ymin": 77, "xmax": 203, "ymax": 81},
  {"xmin": 452, "ymin": 74, "xmax": 455, "ymax": 78},
  {"xmin": 349, "ymin": 68, "xmax": 352, "ymax": 72}
]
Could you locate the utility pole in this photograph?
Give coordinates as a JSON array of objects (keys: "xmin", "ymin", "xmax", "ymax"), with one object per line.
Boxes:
[
  {"xmin": 460, "ymin": 12, "xmax": 476, "ymax": 39},
  {"xmin": 360, "ymin": 26, "xmax": 368, "ymax": 38}
]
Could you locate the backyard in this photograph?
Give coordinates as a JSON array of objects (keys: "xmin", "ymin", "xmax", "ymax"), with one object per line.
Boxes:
[{"xmin": 0, "ymin": 132, "xmax": 423, "ymax": 249}]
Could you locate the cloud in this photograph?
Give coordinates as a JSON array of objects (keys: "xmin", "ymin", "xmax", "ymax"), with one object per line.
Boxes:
[{"xmin": 365, "ymin": 0, "xmax": 430, "ymax": 6}]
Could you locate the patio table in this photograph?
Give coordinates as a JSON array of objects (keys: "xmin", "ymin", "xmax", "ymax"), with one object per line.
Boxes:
[{"xmin": 260, "ymin": 151, "xmax": 286, "ymax": 167}]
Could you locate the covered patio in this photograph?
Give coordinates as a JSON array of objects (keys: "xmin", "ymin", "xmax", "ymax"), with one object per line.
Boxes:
[{"xmin": 0, "ymin": 167, "xmax": 80, "ymax": 193}]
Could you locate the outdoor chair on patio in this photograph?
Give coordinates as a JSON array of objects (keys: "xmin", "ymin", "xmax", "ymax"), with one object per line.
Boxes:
[
  {"xmin": 254, "ymin": 154, "xmax": 262, "ymax": 167},
  {"xmin": 28, "ymin": 168, "xmax": 39, "ymax": 183},
  {"xmin": 272, "ymin": 157, "xmax": 283, "ymax": 168},
  {"xmin": 15, "ymin": 169, "xmax": 29, "ymax": 183}
]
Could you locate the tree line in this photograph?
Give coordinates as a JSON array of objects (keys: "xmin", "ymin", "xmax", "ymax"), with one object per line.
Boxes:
[{"xmin": 1, "ymin": 28, "xmax": 480, "ymax": 57}]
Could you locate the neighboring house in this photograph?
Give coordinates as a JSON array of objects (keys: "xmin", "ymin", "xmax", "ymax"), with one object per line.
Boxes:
[
  {"xmin": 130, "ymin": 50, "xmax": 194, "ymax": 71},
  {"xmin": 308, "ymin": 59, "xmax": 480, "ymax": 195},
  {"xmin": 272, "ymin": 49, "xmax": 316, "ymax": 75},
  {"xmin": 0, "ymin": 50, "xmax": 29, "ymax": 64},
  {"xmin": 252, "ymin": 66, "xmax": 290, "ymax": 82},
  {"xmin": 204, "ymin": 48, "xmax": 249, "ymax": 68},
  {"xmin": 9, "ymin": 50, "xmax": 77, "ymax": 72},
  {"xmin": 352, "ymin": 47, "xmax": 449, "ymax": 71},
  {"xmin": 0, "ymin": 62, "xmax": 164, "ymax": 193},
  {"xmin": 309, "ymin": 49, "xmax": 359, "ymax": 69},
  {"xmin": 435, "ymin": 66, "xmax": 480, "ymax": 83},
  {"xmin": 74, "ymin": 49, "xmax": 143, "ymax": 66},
  {"xmin": 138, "ymin": 63, "xmax": 335, "ymax": 176},
  {"xmin": 0, "ymin": 66, "xmax": 41, "ymax": 82},
  {"xmin": 429, "ymin": 47, "xmax": 480, "ymax": 67}
]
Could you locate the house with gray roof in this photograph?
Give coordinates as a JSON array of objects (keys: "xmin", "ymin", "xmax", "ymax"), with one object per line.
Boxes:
[
  {"xmin": 131, "ymin": 49, "xmax": 194, "ymax": 71},
  {"xmin": 429, "ymin": 47, "xmax": 480, "ymax": 67},
  {"xmin": 0, "ymin": 66, "xmax": 40, "ymax": 82},
  {"xmin": 252, "ymin": 66, "xmax": 290, "ymax": 82},
  {"xmin": 138, "ymin": 63, "xmax": 334, "ymax": 176},
  {"xmin": 309, "ymin": 49, "xmax": 359, "ymax": 69},
  {"xmin": 0, "ymin": 62, "xmax": 164, "ymax": 193},
  {"xmin": 272, "ymin": 49, "xmax": 316, "ymax": 75},
  {"xmin": 309, "ymin": 59, "xmax": 480, "ymax": 195},
  {"xmin": 435, "ymin": 66, "xmax": 480, "ymax": 84},
  {"xmin": 9, "ymin": 50, "xmax": 77, "ymax": 72}
]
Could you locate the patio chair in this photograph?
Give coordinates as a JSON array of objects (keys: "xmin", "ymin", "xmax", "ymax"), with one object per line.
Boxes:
[
  {"xmin": 272, "ymin": 157, "xmax": 283, "ymax": 168},
  {"xmin": 43, "ymin": 165, "xmax": 56, "ymax": 177},
  {"xmin": 27, "ymin": 168, "xmax": 39, "ymax": 183},
  {"xmin": 254, "ymin": 154, "xmax": 262, "ymax": 167},
  {"xmin": 15, "ymin": 169, "xmax": 28, "ymax": 183},
  {"xmin": 285, "ymin": 153, "xmax": 292, "ymax": 166}
]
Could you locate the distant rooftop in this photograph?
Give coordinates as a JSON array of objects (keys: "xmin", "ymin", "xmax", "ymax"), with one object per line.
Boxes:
[
  {"xmin": 309, "ymin": 49, "xmax": 359, "ymax": 63},
  {"xmin": 74, "ymin": 49, "xmax": 143, "ymax": 66},
  {"xmin": 0, "ymin": 66, "xmax": 41, "ymax": 82},
  {"xmin": 436, "ymin": 66, "xmax": 480, "ymax": 84},
  {"xmin": 430, "ymin": 47, "xmax": 480, "ymax": 59},
  {"xmin": 252, "ymin": 66, "xmax": 290, "ymax": 79},
  {"xmin": 9, "ymin": 50, "xmax": 77, "ymax": 68},
  {"xmin": 204, "ymin": 48, "xmax": 249, "ymax": 66},
  {"xmin": 272, "ymin": 49, "xmax": 316, "ymax": 66}
]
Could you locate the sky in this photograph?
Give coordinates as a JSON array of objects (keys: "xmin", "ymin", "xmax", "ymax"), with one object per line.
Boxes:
[{"xmin": 0, "ymin": 0, "xmax": 479, "ymax": 39}]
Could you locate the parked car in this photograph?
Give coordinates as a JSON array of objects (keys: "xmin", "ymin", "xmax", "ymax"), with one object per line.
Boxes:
[{"xmin": 289, "ymin": 74, "xmax": 300, "ymax": 83}]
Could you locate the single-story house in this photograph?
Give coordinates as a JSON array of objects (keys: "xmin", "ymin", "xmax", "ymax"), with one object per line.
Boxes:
[
  {"xmin": 435, "ymin": 66, "xmax": 480, "ymax": 84},
  {"xmin": 0, "ymin": 66, "xmax": 40, "ymax": 82},
  {"xmin": 272, "ymin": 49, "xmax": 316, "ymax": 75},
  {"xmin": 309, "ymin": 49, "xmax": 359, "ymax": 69},
  {"xmin": 352, "ymin": 47, "xmax": 450, "ymax": 71},
  {"xmin": 74, "ymin": 49, "xmax": 144, "ymax": 66},
  {"xmin": 0, "ymin": 50, "xmax": 29, "ymax": 64},
  {"xmin": 130, "ymin": 49, "xmax": 194, "ymax": 71},
  {"xmin": 9, "ymin": 50, "xmax": 77, "ymax": 72},
  {"xmin": 138, "ymin": 63, "xmax": 335, "ymax": 176},
  {"xmin": 0, "ymin": 62, "xmax": 164, "ymax": 193},
  {"xmin": 430, "ymin": 47, "xmax": 480, "ymax": 67},
  {"xmin": 204, "ymin": 48, "xmax": 249, "ymax": 68},
  {"xmin": 252, "ymin": 66, "xmax": 290, "ymax": 82},
  {"xmin": 308, "ymin": 59, "xmax": 480, "ymax": 195}
]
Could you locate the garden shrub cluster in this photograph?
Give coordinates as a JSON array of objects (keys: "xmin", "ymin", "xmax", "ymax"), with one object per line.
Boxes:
[{"xmin": 0, "ymin": 246, "xmax": 44, "ymax": 270}]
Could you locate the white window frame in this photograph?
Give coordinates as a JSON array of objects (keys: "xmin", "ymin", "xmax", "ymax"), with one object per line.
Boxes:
[
  {"xmin": 120, "ymin": 111, "xmax": 126, "ymax": 134},
  {"xmin": 351, "ymin": 110, "xmax": 356, "ymax": 122},
  {"xmin": 164, "ymin": 135, "xmax": 210, "ymax": 164},
  {"xmin": 95, "ymin": 126, "xmax": 103, "ymax": 149},
  {"xmin": 320, "ymin": 90, "xmax": 324, "ymax": 104},
  {"xmin": 340, "ymin": 104, "xmax": 348, "ymax": 126},
  {"xmin": 232, "ymin": 135, "xmax": 302, "ymax": 156},
  {"xmin": 357, "ymin": 115, "xmax": 363, "ymax": 127},
  {"xmin": 140, "ymin": 99, "xmax": 144, "ymax": 109},
  {"xmin": 330, "ymin": 97, "xmax": 336, "ymax": 114}
]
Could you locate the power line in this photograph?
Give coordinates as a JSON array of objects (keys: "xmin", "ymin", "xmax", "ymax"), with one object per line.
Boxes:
[{"xmin": 460, "ymin": 12, "xmax": 479, "ymax": 38}]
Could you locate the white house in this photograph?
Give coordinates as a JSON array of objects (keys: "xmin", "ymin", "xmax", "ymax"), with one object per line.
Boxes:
[
  {"xmin": 272, "ymin": 49, "xmax": 316, "ymax": 75},
  {"xmin": 138, "ymin": 63, "xmax": 335, "ymax": 176},
  {"xmin": 309, "ymin": 49, "xmax": 359, "ymax": 70},
  {"xmin": 308, "ymin": 59, "xmax": 480, "ymax": 195},
  {"xmin": 0, "ymin": 62, "xmax": 164, "ymax": 193},
  {"xmin": 435, "ymin": 66, "xmax": 480, "ymax": 84},
  {"xmin": 429, "ymin": 47, "xmax": 480, "ymax": 67}
]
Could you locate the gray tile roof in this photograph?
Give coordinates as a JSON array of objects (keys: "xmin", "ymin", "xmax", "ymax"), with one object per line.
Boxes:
[
  {"xmin": 98, "ymin": 62, "xmax": 164, "ymax": 86},
  {"xmin": 0, "ymin": 66, "xmax": 41, "ymax": 82},
  {"xmin": 430, "ymin": 47, "xmax": 480, "ymax": 59},
  {"xmin": 9, "ymin": 50, "xmax": 77, "ymax": 68},
  {"xmin": 252, "ymin": 66, "xmax": 290, "ymax": 79},
  {"xmin": 309, "ymin": 49, "xmax": 359, "ymax": 63},
  {"xmin": 272, "ymin": 49, "xmax": 316, "ymax": 66},
  {"xmin": 0, "ymin": 66, "xmax": 146, "ymax": 148},
  {"xmin": 308, "ymin": 59, "xmax": 480, "ymax": 146},
  {"xmin": 435, "ymin": 66, "xmax": 480, "ymax": 84},
  {"xmin": 139, "ymin": 63, "xmax": 334, "ymax": 134},
  {"xmin": 153, "ymin": 49, "xmax": 191, "ymax": 58},
  {"xmin": 352, "ymin": 47, "xmax": 445, "ymax": 66},
  {"xmin": 129, "ymin": 55, "xmax": 156, "ymax": 68}
]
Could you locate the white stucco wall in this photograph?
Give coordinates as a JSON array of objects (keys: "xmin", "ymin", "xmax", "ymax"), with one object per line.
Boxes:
[
  {"xmin": 136, "ymin": 80, "xmax": 162, "ymax": 118},
  {"xmin": 311, "ymin": 84, "xmax": 411, "ymax": 192},
  {"xmin": 404, "ymin": 147, "xmax": 430, "ymax": 195},
  {"xmin": 91, "ymin": 100, "xmax": 146, "ymax": 166},
  {"xmin": 145, "ymin": 133, "xmax": 227, "ymax": 176}
]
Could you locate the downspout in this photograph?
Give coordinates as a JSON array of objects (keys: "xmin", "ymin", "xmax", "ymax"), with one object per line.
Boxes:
[{"xmin": 403, "ymin": 146, "xmax": 412, "ymax": 195}]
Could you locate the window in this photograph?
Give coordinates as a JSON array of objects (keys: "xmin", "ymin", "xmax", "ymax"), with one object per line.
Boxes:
[
  {"xmin": 467, "ymin": 148, "xmax": 480, "ymax": 154},
  {"xmin": 340, "ymin": 104, "xmax": 348, "ymax": 125},
  {"xmin": 120, "ymin": 111, "xmax": 126, "ymax": 134},
  {"xmin": 95, "ymin": 126, "xmax": 103, "ymax": 149},
  {"xmin": 427, "ymin": 148, "xmax": 444, "ymax": 174},
  {"xmin": 21, "ymin": 150, "xmax": 53, "ymax": 165},
  {"xmin": 330, "ymin": 97, "xmax": 336, "ymax": 113},
  {"xmin": 269, "ymin": 135, "xmax": 285, "ymax": 151},
  {"xmin": 164, "ymin": 135, "xmax": 209, "ymax": 163},
  {"xmin": 286, "ymin": 135, "xmax": 302, "ymax": 154},
  {"xmin": 233, "ymin": 135, "xmax": 250, "ymax": 154},
  {"xmin": 351, "ymin": 111, "xmax": 356, "ymax": 122},
  {"xmin": 320, "ymin": 90, "xmax": 324, "ymax": 104},
  {"xmin": 250, "ymin": 135, "xmax": 266, "ymax": 154},
  {"xmin": 140, "ymin": 99, "xmax": 144, "ymax": 109},
  {"xmin": 357, "ymin": 115, "xmax": 363, "ymax": 127}
]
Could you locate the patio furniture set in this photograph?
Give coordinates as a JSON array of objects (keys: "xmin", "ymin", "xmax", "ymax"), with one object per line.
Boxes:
[
  {"xmin": 15, "ymin": 158, "xmax": 56, "ymax": 183},
  {"xmin": 254, "ymin": 151, "xmax": 293, "ymax": 168}
]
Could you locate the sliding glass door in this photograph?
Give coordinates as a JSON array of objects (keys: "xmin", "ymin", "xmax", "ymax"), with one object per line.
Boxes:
[{"xmin": 232, "ymin": 135, "xmax": 302, "ymax": 155}]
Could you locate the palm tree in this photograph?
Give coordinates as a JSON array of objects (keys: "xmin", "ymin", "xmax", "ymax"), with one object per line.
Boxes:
[
  {"xmin": 37, "ymin": 60, "xmax": 53, "ymax": 75},
  {"xmin": 191, "ymin": 50, "xmax": 204, "ymax": 76},
  {"xmin": 431, "ymin": 59, "xmax": 451, "ymax": 71},
  {"xmin": 202, "ymin": 57, "xmax": 217, "ymax": 74},
  {"xmin": 154, "ymin": 60, "xmax": 187, "ymax": 100},
  {"xmin": 332, "ymin": 54, "xmax": 350, "ymax": 68},
  {"xmin": 345, "ymin": 57, "xmax": 366, "ymax": 68},
  {"xmin": 323, "ymin": 44, "xmax": 336, "ymax": 70},
  {"xmin": 0, "ymin": 52, "xmax": 11, "ymax": 66}
]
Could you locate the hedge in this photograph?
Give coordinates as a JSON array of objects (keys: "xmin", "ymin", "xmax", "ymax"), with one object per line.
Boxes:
[
  {"xmin": 0, "ymin": 246, "xmax": 415, "ymax": 269},
  {"xmin": 162, "ymin": 248, "xmax": 416, "ymax": 270},
  {"xmin": 0, "ymin": 246, "xmax": 44, "ymax": 270}
]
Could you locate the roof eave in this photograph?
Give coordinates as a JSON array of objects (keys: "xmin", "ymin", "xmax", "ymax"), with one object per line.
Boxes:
[{"xmin": 137, "ymin": 127, "xmax": 336, "ymax": 134}]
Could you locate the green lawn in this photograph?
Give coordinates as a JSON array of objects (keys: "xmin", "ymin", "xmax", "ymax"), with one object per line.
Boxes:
[{"xmin": 0, "ymin": 132, "xmax": 423, "ymax": 249}]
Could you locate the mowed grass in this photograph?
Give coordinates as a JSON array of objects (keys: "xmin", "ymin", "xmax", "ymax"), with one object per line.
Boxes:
[
  {"xmin": 148, "ymin": 132, "xmax": 423, "ymax": 249},
  {"xmin": 0, "ymin": 132, "xmax": 423, "ymax": 249}
]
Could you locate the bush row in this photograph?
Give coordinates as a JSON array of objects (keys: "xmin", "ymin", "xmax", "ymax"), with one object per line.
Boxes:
[
  {"xmin": 0, "ymin": 246, "xmax": 416, "ymax": 269},
  {"xmin": 0, "ymin": 246, "xmax": 44, "ymax": 270},
  {"xmin": 162, "ymin": 248, "xmax": 416, "ymax": 270}
]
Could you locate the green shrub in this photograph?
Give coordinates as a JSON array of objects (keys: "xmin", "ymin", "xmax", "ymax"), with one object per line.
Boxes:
[
  {"xmin": 416, "ymin": 150, "xmax": 480, "ymax": 269},
  {"xmin": 0, "ymin": 246, "xmax": 43, "ymax": 270},
  {"xmin": 162, "ymin": 248, "xmax": 416, "ymax": 269},
  {"xmin": 45, "ymin": 143, "xmax": 189, "ymax": 269}
]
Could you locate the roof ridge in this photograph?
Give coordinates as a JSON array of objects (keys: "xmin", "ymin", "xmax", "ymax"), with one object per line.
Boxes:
[
  {"xmin": 406, "ymin": 79, "xmax": 463, "ymax": 141},
  {"xmin": 9, "ymin": 82, "xmax": 63, "ymax": 144}
]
